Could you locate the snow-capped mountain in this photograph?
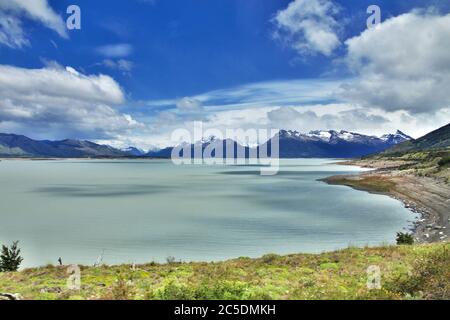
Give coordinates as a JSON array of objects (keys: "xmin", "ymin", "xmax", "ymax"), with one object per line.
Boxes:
[
  {"xmin": 0, "ymin": 129, "xmax": 412, "ymax": 159},
  {"xmin": 380, "ymin": 130, "xmax": 413, "ymax": 145},
  {"xmin": 147, "ymin": 129, "xmax": 412, "ymax": 159},
  {"xmin": 121, "ymin": 146, "xmax": 146, "ymax": 156},
  {"xmin": 259, "ymin": 129, "xmax": 412, "ymax": 158},
  {"xmin": 280, "ymin": 129, "xmax": 411, "ymax": 144}
]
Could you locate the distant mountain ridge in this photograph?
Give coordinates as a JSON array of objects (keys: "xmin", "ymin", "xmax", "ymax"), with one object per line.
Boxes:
[
  {"xmin": 147, "ymin": 130, "xmax": 412, "ymax": 159},
  {"xmin": 0, "ymin": 129, "xmax": 412, "ymax": 159},
  {"xmin": 258, "ymin": 129, "xmax": 412, "ymax": 158},
  {"xmin": 0, "ymin": 133, "xmax": 130, "ymax": 158},
  {"xmin": 382, "ymin": 123, "xmax": 450, "ymax": 155},
  {"xmin": 121, "ymin": 146, "xmax": 146, "ymax": 156}
]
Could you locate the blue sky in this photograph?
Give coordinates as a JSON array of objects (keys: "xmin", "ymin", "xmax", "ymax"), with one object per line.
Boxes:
[{"xmin": 1, "ymin": 0, "xmax": 450, "ymax": 149}]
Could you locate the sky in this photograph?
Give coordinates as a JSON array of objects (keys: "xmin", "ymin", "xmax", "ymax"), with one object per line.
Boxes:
[{"xmin": 1, "ymin": 0, "xmax": 450, "ymax": 150}]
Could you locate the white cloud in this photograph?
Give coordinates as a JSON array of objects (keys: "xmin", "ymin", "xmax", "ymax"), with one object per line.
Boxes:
[
  {"xmin": 0, "ymin": 64, "xmax": 142, "ymax": 140},
  {"xmin": 272, "ymin": 0, "xmax": 341, "ymax": 56},
  {"xmin": 139, "ymin": 104, "xmax": 450, "ymax": 149},
  {"xmin": 267, "ymin": 106, "xmax": 390, "ymax": 134},
  {"xmin": 341, "ymin": 11, "xmax": 450, "ymax": 114},
  {"xmin": 176, "ymin": 97, "xmax": 203, "ymax": 112},
  {"xmin": 0, "ymin": 12, "xmax": 28, "ymax": 48},
  {"xmin": 139, "ymin": 74, "xmax": 450, "ymax": 149},
  {"xmin": 147, "ymin": 79, "xmax": 342, "ymax": 112},
  {"xmin": 101, "ymin": 8, "xmax": 450, "ymax": 149},
  {"xmin": 211, "ymin": 104, "xmax": 450, "ymax": 140},
  {"xmin": 0, "ymin": 0, "xmax": 67, "ymax": 48},
  {"xmin": 95, "ymin": 44, "xmax": 134, "ymax": 58},
  {"xmin": 101, "ymin": 59, "xmax": 134, "ymax": 75}
]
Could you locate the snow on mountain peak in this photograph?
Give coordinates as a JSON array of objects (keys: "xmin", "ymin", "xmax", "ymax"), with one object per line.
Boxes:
[
  {"xmin": 121, "ymin": 146, "xmax": 146, "ymax": 156},
  {"xmin": 380, "ymin": 130, "xmax": 413, "ymax": 143},
  {"xmin": 198, "ymin": 136, "xmax": 219, "ymax": 144},
  {"xmin": 306, "ymin": 130, "xmax": 333, "ymax": 141},
  {"xmin": 278, "ymin": 129, "xmax": 413, "ymax": 145}
]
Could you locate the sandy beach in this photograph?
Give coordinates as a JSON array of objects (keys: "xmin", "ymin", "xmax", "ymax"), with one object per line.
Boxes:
[{"xmin": 323, "ymin": 159, "xmax": 450, "ymax": 243}]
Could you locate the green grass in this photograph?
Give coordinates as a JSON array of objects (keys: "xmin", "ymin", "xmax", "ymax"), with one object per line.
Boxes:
[
  {"xmin": 1, "ymin": 243, "xmax": 448, "ymax": 300},
  {"xmin": 325, "ymin": 175, "xmax": 396, "ymax": 193}
]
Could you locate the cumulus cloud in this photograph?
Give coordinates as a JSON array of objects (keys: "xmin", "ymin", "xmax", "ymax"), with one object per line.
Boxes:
[
  {"xmin": 214, "ymin": 104, "xmax": 449, "ymax": 140},
  {"xmin": 142, "ymin": 96, "xmax": 450, "ymax": 149},
  {"xmin": 267, "ymin": 106, "xmax": 389, "ymax": 133},
  {"xmin": 341, "ymin": 11, "xmax": 450, "ymax": 114},
  {"xmin": 272, "ymin": 0, "xmax": 341, "ymax": 56},
  {"xmin": 0, "ymin": 0, "xmax": 67, "ymax": 48},
  {"xmin": 95, "ymin": 44, "xmax": 134, "ymax": 58},
  {"xmin": 0, "ymin": 64, "xmax": 142, "ymax": 140}
]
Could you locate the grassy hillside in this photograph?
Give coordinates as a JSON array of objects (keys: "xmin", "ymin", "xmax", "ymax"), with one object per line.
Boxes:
[
  {"xmin": 366, "ymin": 148, "xmax": 450, "ymax": 183},
  {"xmin": 373, "ymin": 122, "xmax": 450, "ymax": 183},
  {"xmin": 383, "ymin": 123, "xmax": 450, "ymax": 155},
  {"xmin": 0, "ymin": 243, "xmax": 448, "ymax": 300}
]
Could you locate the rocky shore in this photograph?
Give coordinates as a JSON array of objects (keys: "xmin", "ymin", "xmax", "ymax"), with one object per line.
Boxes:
[{"xmin": 323, "ymin": 159, "xmax": 450, "ymax": 243}]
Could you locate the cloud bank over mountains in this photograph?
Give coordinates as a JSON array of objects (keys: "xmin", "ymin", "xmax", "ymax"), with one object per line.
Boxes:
[{"xmin": 0, "ymin": 64, "xmax": 142, "ymax": 140}]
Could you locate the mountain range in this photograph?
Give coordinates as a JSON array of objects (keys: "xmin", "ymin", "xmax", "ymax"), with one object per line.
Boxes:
[
  {"xmin": 145, "ymin": 130, "xmax": 413, "ymax": 159},
  {"xmin": 0, "ymin": 130, "xmax": 413, "ymax": 159},
  {"xmin": 259, "ymin": 130, "xmax": 412, "ymax": 158},
  {"xmin": 0, "ymin": 133, "xmax": 128, "ymax": 158}
]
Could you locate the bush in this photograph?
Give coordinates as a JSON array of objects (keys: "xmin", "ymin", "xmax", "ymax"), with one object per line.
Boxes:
[
  {"xmin": 154, "ymin": 280, "xmax": 194, "ymax": 300},
  {"xmin": 154, "ymin": 279, "xmax": 250, "ymax": 300},
  {"xmin": 194, "ymin": 280, "xmax": 249, "ymax": 300},
  {"xmin": 438, "ymin": 156, "xmax": 450, "ymax": 167},
  {"xmin": 166, "ymin": 256, "xmax": 179, "ymax": 265},
  {"xmin": 261, "ymin": 253, "xmax": 279, "ymax": 264},
  {"xmin": 387, "ymin": 245, "xmax": 450, "ymax": 299},
  {"xmin": 396, "ymin": 232, "xmax": 414, "ymax": 245},
  {"xmin": 107, "ymin": 272, "xmax": 135, "ymax": 300},
  {"xmin": 0, "ymin": 241, "xmax": 23, "ymax": 272}
]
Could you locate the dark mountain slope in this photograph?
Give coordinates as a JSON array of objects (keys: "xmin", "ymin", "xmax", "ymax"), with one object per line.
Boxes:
[
  {"xmin": 0, "ymin": 133, "xmax": 129, "ymax": 157},
  {"xmin": 383, "ymin": 123, "xmax": 450, "ymax": 155}
]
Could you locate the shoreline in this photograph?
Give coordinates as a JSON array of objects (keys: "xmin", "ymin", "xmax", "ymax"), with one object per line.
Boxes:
[{"xmin": 322, "ymin": 159, "xmax": 450, "ymax": 243}]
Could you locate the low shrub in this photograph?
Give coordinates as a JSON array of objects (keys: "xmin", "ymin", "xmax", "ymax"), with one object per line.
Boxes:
[
  {"xmin": 154, "ymin": 279, "xmax": 250, "ymax": 300},
  {"xmin": 396, "ymin": 232, "xmax": 414, "ymax": 245},
  {"xmin": 438, "ymin": 155, "xmax": 450, "ymax": 167},
  {"xmin": 261, "ymin": 254, "xmax": 279, "ymax": 264},
  {"xmin": 154, "ymin": 280, "xmax": 194, "ymax": 300},
  {"xmin": 105, "ymin": 272, "xmax": 135, "ymax": 300},
  {"xmin": 387, "ymin": 245, "xmax": 450, "ymax": 299}
]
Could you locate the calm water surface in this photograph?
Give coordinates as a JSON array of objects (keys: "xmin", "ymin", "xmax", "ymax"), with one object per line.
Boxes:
[{"xmin": 0, "ymin": 159, "xmax": 416, "ymax": 267}]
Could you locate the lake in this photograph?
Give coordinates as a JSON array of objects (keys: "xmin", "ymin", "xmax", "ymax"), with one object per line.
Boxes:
[{"xmin": 0, "ymin": 159, "xmax": 416, "ymax": 267}]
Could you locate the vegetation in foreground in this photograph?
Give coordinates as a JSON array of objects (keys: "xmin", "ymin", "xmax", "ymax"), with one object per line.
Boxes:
[{"xmin": 0, "ymin": 243, "xmax": 448, "ymax": 300}]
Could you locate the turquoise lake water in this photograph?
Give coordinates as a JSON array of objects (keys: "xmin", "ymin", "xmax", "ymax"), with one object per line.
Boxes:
[{"xmin": 0, "ymin": 159, "xmax": 416, "ymax": 267}]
